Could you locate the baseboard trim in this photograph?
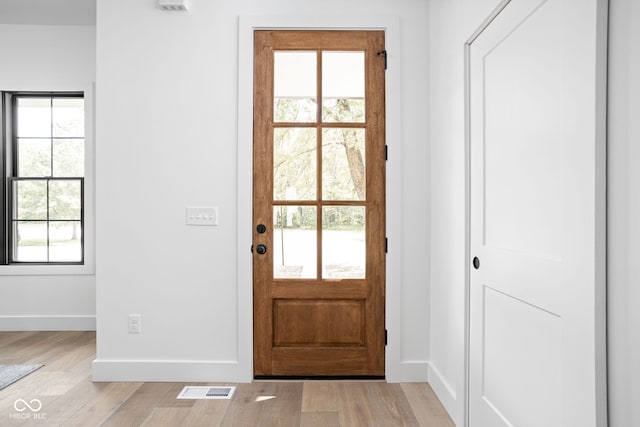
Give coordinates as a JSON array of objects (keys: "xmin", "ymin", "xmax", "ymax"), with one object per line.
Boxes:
[
  {"xmin": 0, "ymin": 315, "xmax": 96, "ymax": 331},
  {"xmin": 397, "ymin": 360, "xmax": 430, "ymax": 382},
  {"xmin": 92, "ymin": 360, "xmax": 428, "ymax": 384},
  {"xmin": 428, "ymin": 362, "xmax": 459, "ymax": 422},
  {"xmin": 92, "ymin": 359, "xmax": 252, "ymax": 383}
]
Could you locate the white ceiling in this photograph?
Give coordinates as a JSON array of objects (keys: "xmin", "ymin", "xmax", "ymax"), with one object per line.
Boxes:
[{"xmin": 0, "ymin": 0, "xmax": 96, "ymax": 25}]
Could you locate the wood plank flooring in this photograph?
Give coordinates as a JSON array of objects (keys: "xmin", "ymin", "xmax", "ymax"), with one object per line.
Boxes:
[{"xmin": 0, "ymin": 332, "xmax": 455, "ymax": 426}]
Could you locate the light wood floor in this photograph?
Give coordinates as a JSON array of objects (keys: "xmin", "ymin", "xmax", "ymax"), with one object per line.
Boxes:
[{"xmin": 0, "ymin": 332, "xmax": 455, "ymax": 426}]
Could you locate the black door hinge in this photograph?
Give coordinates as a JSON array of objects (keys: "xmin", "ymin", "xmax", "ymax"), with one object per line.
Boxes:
[
  {"xmin": 385, "ymin": 329, "xmax": 388, "ymax": 346},
  {"xmin": 377, "ymin": 50, "xmax": 387, "ymax": 70},
  {"xmin": 385, "ymin": 145, "xmax": 388, "ymax": 161},
  {"xmin": 385, "ymin": 237, "xmax": 388, "ymax": 253}
]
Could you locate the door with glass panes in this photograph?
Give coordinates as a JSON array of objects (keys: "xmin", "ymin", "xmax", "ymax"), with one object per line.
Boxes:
[{"xmin": 253, "ymin": 30, "xmax": 386, "ymax": 376}]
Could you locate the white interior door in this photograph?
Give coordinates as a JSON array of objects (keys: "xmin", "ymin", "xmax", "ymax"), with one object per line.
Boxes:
[{"xmin": 468, "ymin": 0, "xmax": 607, "ymax": 426}]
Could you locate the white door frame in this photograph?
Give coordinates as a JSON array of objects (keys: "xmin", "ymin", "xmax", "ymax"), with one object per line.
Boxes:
[
  {"xmin": 463, "ymin": 0, "xmax": 609, "ymax": 425},
  {"xmin": 237, "ymin": 15, "xmax": 404, "ymax": 382}
]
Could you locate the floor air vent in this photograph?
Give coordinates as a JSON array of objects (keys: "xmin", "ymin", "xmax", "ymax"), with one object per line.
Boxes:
[{"xmin": 177, "ymin": 386, "xmax": 236, "ymax": 400}]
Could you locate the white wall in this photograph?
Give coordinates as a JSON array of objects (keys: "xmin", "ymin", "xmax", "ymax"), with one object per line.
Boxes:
[
  {"xmin": 93, "ymin": 0, "xmax": 430, "ymax": 382},
  {"xmin": 428, "ymin": 1, "xmax": 502, "ymax": 423},
  {"xmin": 429, "ymin": 0, "xmax": 640, "ymax": 425},
  {"xmin": 0, "ymin": 24, "xmax": 96, "ymax": 331}
]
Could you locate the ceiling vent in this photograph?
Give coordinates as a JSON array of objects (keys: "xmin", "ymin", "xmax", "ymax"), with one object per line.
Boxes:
[
  {"xmin": 159, "ymin": 0, "xmax": 189, "ymax": 11},
  {"xmin": 177, "ymin": 386, "xmax": 236, "ymax": 400}
]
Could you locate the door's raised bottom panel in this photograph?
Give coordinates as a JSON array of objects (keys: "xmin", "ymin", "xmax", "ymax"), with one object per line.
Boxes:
[{"xmin": 273, "ymin": 299, "xmax": 365, "ymax": 346}]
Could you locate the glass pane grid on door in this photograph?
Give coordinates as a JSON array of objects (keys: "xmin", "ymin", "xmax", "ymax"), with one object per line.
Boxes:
[{"xmin": 272, "ymin": 49, "xmax": 367, "ymax": 281}]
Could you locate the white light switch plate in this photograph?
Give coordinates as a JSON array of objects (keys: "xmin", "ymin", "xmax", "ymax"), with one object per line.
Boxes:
[
  {"xmin": 128, "ymin": 314, "xmax": 141, "ymax": 334},
  {"xmin": 186, "ymin": 207, "xmax": 218, "ymax": 226}
]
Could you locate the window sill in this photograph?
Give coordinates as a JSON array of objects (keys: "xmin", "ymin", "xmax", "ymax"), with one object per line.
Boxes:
[{"xmin": 0, "ymin": 263, "xmax": 94, "ymax": 276}]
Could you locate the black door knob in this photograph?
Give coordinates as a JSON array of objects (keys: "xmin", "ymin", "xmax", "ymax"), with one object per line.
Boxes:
[
  {"xmin": 256, "ymin": 244, "xmax": 267, "ymax": 255},
  {"xmin": 472, "ymin": 257, "xmax": 480, "ymax": 270},
  {"xmin": 256, "ymin": 224, "xmax": 267, "ymax": 234}
]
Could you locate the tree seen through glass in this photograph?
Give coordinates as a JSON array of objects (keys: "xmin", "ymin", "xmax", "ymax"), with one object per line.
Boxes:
[{"xmin": 273, "ymin": 96, "xmax": 366, "ymax": 278}]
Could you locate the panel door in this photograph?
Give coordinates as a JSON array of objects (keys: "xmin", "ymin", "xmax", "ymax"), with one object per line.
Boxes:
[
  {"xmin": 253, "ymin": 30, "xmax": 386, "ymax": 377},
  {"xmin": 469, "ymin": 0, "xmax": 607, "ymax": 425}
]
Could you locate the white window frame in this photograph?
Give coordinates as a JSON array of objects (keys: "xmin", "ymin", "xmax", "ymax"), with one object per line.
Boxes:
[{"xmin": 0, "ymin": 83, "xmax": 95, "ymax": 276}]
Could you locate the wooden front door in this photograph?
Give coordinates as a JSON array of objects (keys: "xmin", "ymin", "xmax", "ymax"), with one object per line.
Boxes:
[
  {"xmin": 253, "ymin": 30, "xmax": 386, "ymax": 377},
  {"xmin": 468, "ymin": 0, "xmax": 607, "ymax": 425}
]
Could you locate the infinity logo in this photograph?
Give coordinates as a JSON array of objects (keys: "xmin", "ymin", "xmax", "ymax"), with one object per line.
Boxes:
[{"xmin": 14, "ymin": 399, "xmax": 42, "ymax": 412}]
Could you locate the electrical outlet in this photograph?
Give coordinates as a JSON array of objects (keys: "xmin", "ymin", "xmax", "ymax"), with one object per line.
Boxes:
[{"xmin": 128, "ymin": 314, "xmax": 141, "ymax": 334}]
